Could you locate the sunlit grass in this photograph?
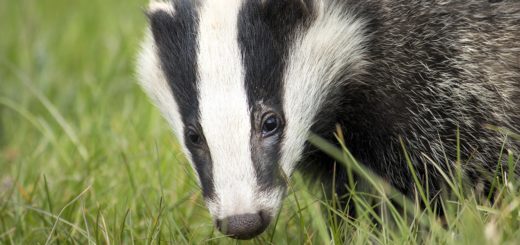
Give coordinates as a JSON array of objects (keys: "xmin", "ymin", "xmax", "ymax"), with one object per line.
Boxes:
[{"xmin": 1, "ymin": 0, "xmax": 520, "ymax": 244}]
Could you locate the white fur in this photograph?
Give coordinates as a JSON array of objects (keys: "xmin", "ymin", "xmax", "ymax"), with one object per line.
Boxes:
[{"xmin": 281, "ymin": 2, "xmax": 369, "ymax": 175}]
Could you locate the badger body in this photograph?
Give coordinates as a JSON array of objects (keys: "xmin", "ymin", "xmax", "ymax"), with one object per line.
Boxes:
[{"xmin": 137, "ymin": 0, "xmax": 520, "ymax": 239}]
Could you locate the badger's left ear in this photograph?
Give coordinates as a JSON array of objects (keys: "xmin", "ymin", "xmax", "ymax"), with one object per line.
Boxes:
[{"xmin": 260, "ymin": 0, "xmax": 316, "ymax": 21}]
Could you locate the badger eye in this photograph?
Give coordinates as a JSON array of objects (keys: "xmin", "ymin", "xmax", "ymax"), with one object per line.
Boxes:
[
  {"xmin": 187, "ymin": 128, "xmax": 203, "ymax": 146},
  {"xmin": 261, "ymin": 114, "xmax": 280, "ymax": 137}
]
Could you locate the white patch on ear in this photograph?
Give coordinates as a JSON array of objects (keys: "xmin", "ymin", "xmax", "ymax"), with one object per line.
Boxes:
[
  {"xmin": 147, "ymin": 0, "xmax": 175, "ymax": 16},
  {"xmin": 281, "ymin": 2, "xmax": 370, "ymax": 175},
  {"xmin": 136, "ymin": 29, "xmax": 195, "ymax": 173}
]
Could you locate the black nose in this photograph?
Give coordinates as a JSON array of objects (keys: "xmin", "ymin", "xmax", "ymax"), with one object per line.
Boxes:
[{"xmin": 216, "ymin": 212, "xmax": 270, "ymax": 240}]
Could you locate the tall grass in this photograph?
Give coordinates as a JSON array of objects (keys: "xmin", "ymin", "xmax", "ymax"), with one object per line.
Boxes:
[{"xmin": 1, "ymin": 0, "xmax": 520, "ymax": 244}]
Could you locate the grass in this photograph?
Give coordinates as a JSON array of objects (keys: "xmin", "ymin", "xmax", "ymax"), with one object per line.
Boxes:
[{"xmin": 1, "ymin": 0, "xmax": 520, "ymax": 244}]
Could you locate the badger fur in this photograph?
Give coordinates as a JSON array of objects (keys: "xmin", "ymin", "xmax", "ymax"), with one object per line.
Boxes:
[{"xmin": 137, "ymin": 0, "xmax": 520, "ymax": 239}]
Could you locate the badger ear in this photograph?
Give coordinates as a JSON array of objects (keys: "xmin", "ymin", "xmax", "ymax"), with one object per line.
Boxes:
[
  {"xmin": 146, "ymin": 1, "xmax": 175, "ymax": 18},
  {"xmin": 260, "ymin": 0, "xmax": 315, "ymax": 18},
  {"xmin": 258, "ymin": 0, "xmax": 316, "ymax": 31}
]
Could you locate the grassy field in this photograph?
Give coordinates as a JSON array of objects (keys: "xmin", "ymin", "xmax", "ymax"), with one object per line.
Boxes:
[{"xmin": 1, "ymin": 0, "xmax": 520, "ymax": 244}]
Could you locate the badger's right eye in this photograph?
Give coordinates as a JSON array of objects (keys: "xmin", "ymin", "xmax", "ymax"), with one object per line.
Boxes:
[
  {"xmin": 187, "ymin": 128, "xmax": 203, "ymax": 146},
  {"xmin": 261, "ymin": 113, "xmax": 282, "ymax": 137}
]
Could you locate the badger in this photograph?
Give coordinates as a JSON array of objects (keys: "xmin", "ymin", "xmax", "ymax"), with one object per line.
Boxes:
[{"xmin": 137, "ymin": 0, "xmax": 520, "ymax": 240}]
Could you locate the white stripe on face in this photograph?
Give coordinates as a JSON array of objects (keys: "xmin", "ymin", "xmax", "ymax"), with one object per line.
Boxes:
[{"xmin": 197, "ymin": 0, "xmax": 259, "ymax": 219}]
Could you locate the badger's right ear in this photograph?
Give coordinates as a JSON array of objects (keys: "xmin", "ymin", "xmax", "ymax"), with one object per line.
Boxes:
[
  {"xmin": 146, "ymin": 1, "xmax": 177, "ymax": 42},
  {"xmin": 146, "ymin": 1, "xmax": 175, "ymax": 18}
]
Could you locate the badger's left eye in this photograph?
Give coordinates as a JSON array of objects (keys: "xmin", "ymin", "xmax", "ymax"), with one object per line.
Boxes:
[{"xmin": 261, "ymin": 113, "xmax": 281, "ymax": 137}]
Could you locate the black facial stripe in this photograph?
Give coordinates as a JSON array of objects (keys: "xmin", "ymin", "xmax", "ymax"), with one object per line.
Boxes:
[
  {"xmin": 148, "ymin": 0, "xmax": 215, "ymax": 200},
  {"xmin": 238, "ymin": 0, "xmax": 315, "ymax": 192}
]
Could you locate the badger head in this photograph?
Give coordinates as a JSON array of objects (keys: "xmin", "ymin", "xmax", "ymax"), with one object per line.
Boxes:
[{"xmin": 137, "ymin": 0, "xmax": 368, "ymax": 239}]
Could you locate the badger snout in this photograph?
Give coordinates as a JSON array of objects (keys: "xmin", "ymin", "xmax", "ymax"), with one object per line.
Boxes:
[{"xmin": 216, "ymin": 211, "xmax": 271, "ymax": 240}]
